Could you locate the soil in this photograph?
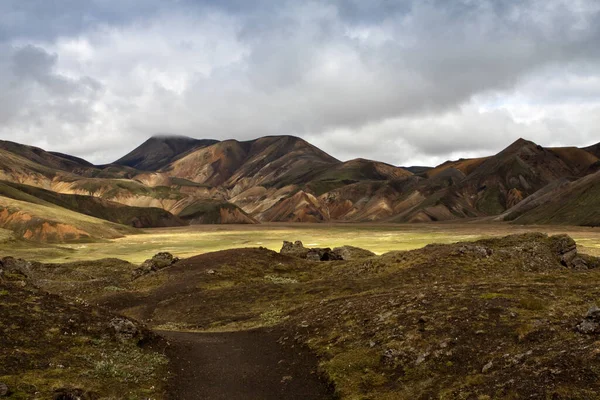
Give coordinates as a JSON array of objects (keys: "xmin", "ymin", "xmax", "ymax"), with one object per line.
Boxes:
[{"xmin": 158, "ymin": 329, "xmax": 334, "ymax": 400}]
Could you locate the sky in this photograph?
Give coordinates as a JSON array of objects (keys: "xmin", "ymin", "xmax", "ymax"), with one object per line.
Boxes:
[{"xmin": 0, "ymin": 0, "xmax": 599, "ymax": 167}]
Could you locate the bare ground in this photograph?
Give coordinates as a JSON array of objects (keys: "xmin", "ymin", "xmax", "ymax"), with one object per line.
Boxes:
[{"xmin": 158, "ymin": 329, "xmax": 334, "ymax": 400}]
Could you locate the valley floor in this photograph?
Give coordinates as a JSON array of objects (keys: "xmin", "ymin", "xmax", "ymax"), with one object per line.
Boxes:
[{"xmin": 1, "ymin": 222, "xmax": 600, "ymax": 263}]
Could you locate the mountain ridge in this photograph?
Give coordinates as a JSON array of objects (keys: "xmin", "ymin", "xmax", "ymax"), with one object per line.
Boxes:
[{"xmin": 0, "ymin": 134, "xmax": 598, "ymax": 241}]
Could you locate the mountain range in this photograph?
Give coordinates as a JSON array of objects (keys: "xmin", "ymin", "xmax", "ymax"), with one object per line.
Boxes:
[{"xmin": 0, "ymin": 135, "xmax": 598, "ymax": 241}]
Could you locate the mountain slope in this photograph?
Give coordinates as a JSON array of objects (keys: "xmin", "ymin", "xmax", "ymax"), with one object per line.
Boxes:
[
  {"xmin": 584, "ymin": 142, "xmax": 600, "ymax": 158},
  {"xmin": 0, "ymin": 181, "xmax": 184, "ymax": 228},
  {"xmin": 0, "ymin": 140, "xmax": 94, "ymax": 173},
  {"xmin": 0, "ymin": 195, "xmax": 136, "ymax": 242},
  {"xmin": 503, "ymin": 170, "xmax": 600, "ymax": 226},
  {"xmin": 163, "ymin": 135, "xmax": 339, "ymax": 190},
  {"xmin": 428, "ymin": 138, "xmax": 599, "ymax": 217},
  {"xmin": 114, "ymin": 135, "xmax": 219, "ymax": 171},
  {"xmin": 0, "ymin": 134, "xmax": 599, "ymax": 228}
]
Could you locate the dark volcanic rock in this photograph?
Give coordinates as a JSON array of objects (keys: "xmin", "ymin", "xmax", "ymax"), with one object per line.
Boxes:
[
  {"xmin": 53, "ymin": 388, "xmax": 98, "ymax": 400},
  {"xmin": 132, "ymin": 252, "xmax": 179, "ymax": 279},
  {"xmin": 280, "ymin": 241, "xmax": 310, "ymax": 258},
  {"xmin": 306, "ymin": 248, "xmax": 343, "ymax": 261},
  {"xmin": 0, "ymin": 382, "xmax": 9, "ymax": 397},
  {"xmin": 0, "ymin": 257, "xmax": 32, "ymax": 279},
  {"xmin": 332, "ymin": 245, "xmax": 376, "ymax": 260},
  {"xmin": 550, "ymin": 234, "xmax": 587, "ymax": 268},
  {"xmin": 109, "ymin": 317, "xmax": 139, "ymax": 341},
  {"xmin": 576, "ymin": 306, "xmax": 600, "ymax": 334},
  {"xmin": 281, "ymin": 241, "xmax": 343, "ymax": 261},
  {"xmin": 454, "ymin": 244, "xmax": 493, "ymax": 258}
]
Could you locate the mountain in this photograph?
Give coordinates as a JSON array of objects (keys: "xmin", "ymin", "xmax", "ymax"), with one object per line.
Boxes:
[
  {"xmin": 409, "ymin": 139, "xmax": 600, "ymax": 219},
  {"xmin": 584, "ymin": 141, "xmax": 600, "ymax": 158},
  {"xmin": 0, "ymin": 134, "xmax": 598, "ymax": 240},
  {"xmin": 161, "ymin": 135, "xmax": 339, "ymax": 189},
  {"xmin": 0, "ymin": 180, "xmax": 184, "ymax": 228},
  {"xmin": 499, "ymin": 170, "xmax": 600, "ymax": 226},
  {"xmin": 114, "ymin": 135, "xmax": 219, "ymax": 171}
]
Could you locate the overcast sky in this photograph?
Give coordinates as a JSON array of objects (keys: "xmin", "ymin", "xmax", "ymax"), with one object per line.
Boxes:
[{"xmin": 0, "ymin": 0, "xmax": 599, "ymax": 167}]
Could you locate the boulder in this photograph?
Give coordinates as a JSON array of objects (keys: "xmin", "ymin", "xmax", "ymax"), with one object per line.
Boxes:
[
  {"xmin": 0, "ymin": 382, "xmax": 9, "ymax": 397},
  {"xmin": 455, "ymin": 244, "xmax": 493, "ymax": 258},
  {"xmin": 280, "ymin": 241, "xmax": 310, "ymax": 258},
  {"xmin": 132, "ymin": 252, "xmax": 179, "ymax": 279},
  {"xmin": 550, "ymin": 235, "xmax": 577, "ymax": 267},
  {"xmin": 333, "ymin": 245, "xmax": 376, "ymax": 260},
  {"xmin": 306, "ymin": 248, "xmax": 343, "ymax": 261},
  {"xmin": 109, "ymin": 317, "xmax": 139, "ymax": 341},
  {"xmin": 53, "ymin": 388, "xmax": 97, "ymax": 400},
  {"xmin": 576, "ymin": 305, "xmax": 600, "ymax": 334},
  {"xmin": 0, "ymin": 257, "xmax": 32, "ymax": 279}
]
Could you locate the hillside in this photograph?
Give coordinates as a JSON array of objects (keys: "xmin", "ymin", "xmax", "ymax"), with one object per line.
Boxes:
[
  {"xmin": 0, "ymin": 181, "xmax": 184, "ymax": 228},
  {"xmin": 502, "ymin": 170, "xmax": 600, "ymax": 226},
  {"xmin": 584, "ymin": 142, "xmax": 600, "ymax": 158},
  {"xmin": 46, "ymin": 233, "xmax": 600, "ymax": 399},
  {"xmin": 162, "ymin": 136, "xmax": 339, "ymax": 190},
  {"xmin": 0, "ymin": 134, "xmax": 598, "ymax": 231},
  {"xmin": 114, "ymin": 135, "xmax": 219, "ymax": 171},
  {"xmin": 0, "ymin": 257, "xmax": 167, "ymax": 398}
]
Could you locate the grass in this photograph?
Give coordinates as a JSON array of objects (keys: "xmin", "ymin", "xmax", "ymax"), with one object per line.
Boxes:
[
  {"xmin": 2, "ymin": 222, "xmax": 600, "ymax": 263},
  {"xmin": 7, "ymin": 228, "xmax": 600, "ymax": 399}
]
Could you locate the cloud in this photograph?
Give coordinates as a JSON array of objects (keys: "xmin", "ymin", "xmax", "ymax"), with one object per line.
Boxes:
[{"xmin": 0, "ymin": 0, "xmax": 599, "ymax": 165}]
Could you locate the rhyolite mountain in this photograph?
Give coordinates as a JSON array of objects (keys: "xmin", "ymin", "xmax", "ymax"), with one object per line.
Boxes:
[{"xmin": 0, "ymin": 135, "xmax": 598, "ymax": 241}]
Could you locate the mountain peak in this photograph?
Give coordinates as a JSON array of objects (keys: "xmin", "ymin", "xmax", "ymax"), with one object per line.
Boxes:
[{"xmin": 499, "ymin": 138, "xmax": 540, "ymax": 155}]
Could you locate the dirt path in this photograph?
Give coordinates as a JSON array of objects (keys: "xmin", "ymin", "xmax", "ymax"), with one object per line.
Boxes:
[{"xmin": 158, "ymin": 329, "xmax": 335, "ymax": 400}]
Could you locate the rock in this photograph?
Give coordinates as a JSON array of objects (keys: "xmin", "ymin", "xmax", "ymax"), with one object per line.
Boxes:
[
  {"xmin": 0, "ymin": 257, "xmax": 32, "ymax": 279},
  {"xmin": 550, "ymin": 234, "xmax": 579, "ymax": 267},
  {"xmin": 280, "ymin": 241, "xmax": 310, "ymax": 258},
  {"xmin": 132, "ymin": 252, "xmax": 179, "ymax": 279},
  {"xmin": 109, "ymin": 317, "xmax": 139, "ymax": 341},
  {"xmin": 281, "ymin": 241, "xmax": 343, "ymax": 261},
  {"xmin": 306, "ymin": 248, "xmax": 343, "ymax": 261},
  {"xmin": 576, "ymin": 305, "xmax": 600, "ymax": 334},
  {"xmin": 332, "ymin": 245, "xmax": 376, "ymax": 260},
  {"xmin": 482, "ymin": 361, "xmax": 493, "ymax": 373},
  {"xmin": 53, "ymin": 389, "xmax": 85, "ymax": 400},
  {"xmin": 0, "ymin": 382, "xmax": 9, "ymax": 397},
  {"xmin": 455, "ymin": 245, "xmax": 493, "ymax": 258}
]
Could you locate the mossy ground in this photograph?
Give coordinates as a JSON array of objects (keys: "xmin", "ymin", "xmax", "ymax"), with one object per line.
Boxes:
[
  {"xmin": 5, "ymin": 227, "xmax": 600, "ymax": 399},
  {"xmin": 0, "ymin": 278, "xmax": 167, "ymax": 399}
]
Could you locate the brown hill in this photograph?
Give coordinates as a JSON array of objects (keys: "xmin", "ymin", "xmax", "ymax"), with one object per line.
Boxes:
[
  {"xmin": 306, "ymin": 158, "xmax": 412, "ymax": 196},
  {"xmin": 501, "ymin": 170, "xmax": 600, "ymax": 226},
  {"xmin": 0, "ymin": 140, "xmax": 94, "ymax": 173},
  {"xmin": 0, "ymin": 180, "xmax": 184, "ymax": 228},
  {"xmin": 584, "ymin": 142, "xmax": 600, "ymax": 158},
  {"xmin": 0, "ymin": 134, "xmax": 599, "ymax": 228},
  {"xmin": 429, "ymin": 138, "xmax": 599, "ymax": 217},
  {"xmin": 163, "ymin": 136, "xmax": 339, "ymax": 190}
]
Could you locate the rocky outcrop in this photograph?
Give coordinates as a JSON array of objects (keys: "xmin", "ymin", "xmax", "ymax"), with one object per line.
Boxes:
[
  {"xmin": 550, "ymin": 234, "xmax": 588, "ymax": 269},
  {"xmin": 332, "ymin": 245, "xmax": 375, "ymax": 260},
  {"xmin": 576, "ymin": 306, "xmax": 600, "ymax": 334},
  {"xmin": 306, "ymin": 248, "xmax": 343, "ymax": 261},
  {"xmin": 0, "ymin": 257, "xmax": 34, "ymax": 282},
  {"xmin": 109, "ymin": 317, "xmax": 140, "ymax": 341},
  {"xmin": 280, "ymin": 241, "xmax": 310, "ymax": 258},
  {"xmin": 132, "ymin": 252, "xmax": 179, "ymax": 279},
  {"xmin": 281, "ymin": 241, "xmax": 373, "ymax": 261}
]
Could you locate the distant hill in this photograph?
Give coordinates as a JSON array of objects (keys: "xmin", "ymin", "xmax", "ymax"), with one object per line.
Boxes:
[
  {"xmin": 114, "ymin": 135, "xmax": 219, "ymax": 171},
  {"xmin": 500, "ymin": 170, "xmax": 600, "ymax": 226},
  {"xmin": 0, "ymin": 133, "xmax": 597, "ymax": 238},
  {"xmin": 584, "ymin": 142, "xmax": 600, "ymax": 158}
]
